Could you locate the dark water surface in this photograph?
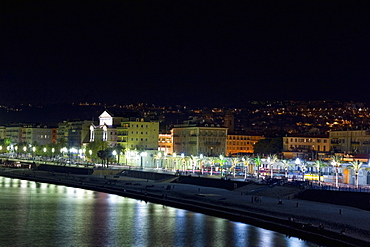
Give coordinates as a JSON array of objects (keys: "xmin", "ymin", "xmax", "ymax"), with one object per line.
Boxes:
[{"xmin": 0, "ymin": 177, "xmax": 320, "ymax": 247}]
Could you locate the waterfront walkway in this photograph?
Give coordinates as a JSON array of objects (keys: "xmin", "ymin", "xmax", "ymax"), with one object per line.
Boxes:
[{"xmin": 1, "ymin": 168, "xmax": 369, "ymax": 247}]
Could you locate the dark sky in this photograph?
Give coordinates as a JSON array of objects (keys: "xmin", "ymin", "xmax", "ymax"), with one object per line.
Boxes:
[{"xmin": 1, "ymin": 2, "xmax": 370, "ymax": 106}]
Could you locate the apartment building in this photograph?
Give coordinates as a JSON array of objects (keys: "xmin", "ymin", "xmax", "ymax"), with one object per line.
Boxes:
[
  {"xmin": 158, "ymin": 133, "xmax": 173, "ymax": 154},
  {"xmin": 330, "ymin": 129, "xmax": 370, "ymax": 154},
  {"xmin": 116, "ymin": 118, "xmax": 159, "ymax": 151},
  {"xmin": 172, "ymin": 123, "xmax": 228, "ymax": 156},
  {"xmin": 226, "ymin": 134, "xmax": 264, "ymax": 156},
  {"xmin": 283, "ymin": 134, "xmax": 330, "ymax": 159}
]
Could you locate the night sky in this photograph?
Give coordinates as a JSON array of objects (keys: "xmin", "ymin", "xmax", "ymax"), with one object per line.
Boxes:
[{"xmin": 1, "ymin": 2, "xmax": 370, "ymax": 107}]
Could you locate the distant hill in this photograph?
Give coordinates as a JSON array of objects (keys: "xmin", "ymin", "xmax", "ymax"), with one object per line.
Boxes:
[{"xmin": 0, "ymin": 104, "xmax": 106, "ymax": 126}]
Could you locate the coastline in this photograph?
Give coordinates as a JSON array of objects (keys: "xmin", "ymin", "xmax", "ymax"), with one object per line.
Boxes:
[{"xmin": 1, "ymin": 168, "xmax": 369, "ymax": 247}]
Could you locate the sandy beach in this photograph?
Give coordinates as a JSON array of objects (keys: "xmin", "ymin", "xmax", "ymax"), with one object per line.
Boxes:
[{"xmin": 1, "ymin": 168, "xmax": 369, "ymax": 247}]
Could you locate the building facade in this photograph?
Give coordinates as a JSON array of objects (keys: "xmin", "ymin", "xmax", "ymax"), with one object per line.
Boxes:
[
  {"xmin": 282, "ymin": 135, "xmax": 330, "ymax": 159},
  {"xmin": 22, "ymin": 126, "xmax": 55, "ymax": 145},
  {"xmin": 5, "ymin": 124, "xmax": 54, "ymax": 145},
  {"xmin": 116, "ymin": 118, "xmax": 159, "ymax": 151},
  {"xmin": 89, "ymin": 110, "xmax": 122, "ymax": 146},
  {"xmin": 330, "ymin": 129, "xmax": 370, "ymax": 154},
  {"xmin": 57, "ymin": 120, "xmax": 94, "ymax": 148},
  {"xmin": 172, "ymin": 124, "xmax": 228, "ymax": 156},
  {"xmin": 158, "ymin": 133, "xmax": 173, "ymax": 154},
  {"xmin": 226, "ymin": 134, "xmax": 264, "ymax": 156}
]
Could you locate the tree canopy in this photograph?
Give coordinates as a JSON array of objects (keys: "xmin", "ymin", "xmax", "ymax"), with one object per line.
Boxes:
[{"xmin": 253, "ymin": 137, "xmax": 282, "ymax": 155}]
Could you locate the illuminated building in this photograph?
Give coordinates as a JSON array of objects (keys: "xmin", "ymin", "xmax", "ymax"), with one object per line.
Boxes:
[
  {"xmin": 330, "ymin": 129, "xmax": 370, "ymax": 154},
  {"xmin": 172, "ymin": 123, "xmax": 228, "ymax": 156},
  {"xmin": 5, "ymin": 124, "xmax": 54, "ymax": 145},
  {"xmin": 116, "ymin": 118, "xmax": 159, "ymax": 151},
  {"xmin": 226, "ymin": 134, "xmax": 264, "ymax": 156},
  {"xmin": 89, "ymin": 110, "xmax": 159, "ymax": 151},
  {"xmin": 158, "ymin": 133, "xmax": 173, "ymax": 154},
  {"xmin": 57, "ymin": 120, "xmax": 94, "ymax": 148},
  {"xmin": 282, "ymin": 134, "xmax": 330, "ymax": 160},
  {"xmin": 22, "ymin": 125, "xmax": 55, "ymax": 145},
  {"xmin": 89, "ymin": 110, "xmax": 122, "ymax": 146}
]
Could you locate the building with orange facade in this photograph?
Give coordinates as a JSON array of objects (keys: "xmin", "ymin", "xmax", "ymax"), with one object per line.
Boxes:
[
  {"xmin": 226, "ymin": 134, "xmax": 264, "ymax": 156},
  {"xmin": 158, "ymin": 133, "xmax": 173, "ymax": 154}
]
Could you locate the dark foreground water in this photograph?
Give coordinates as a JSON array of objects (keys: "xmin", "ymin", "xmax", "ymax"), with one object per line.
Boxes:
[{"xmin": 0, "ymin": 177, "xmax": 320, "ymax": 247}]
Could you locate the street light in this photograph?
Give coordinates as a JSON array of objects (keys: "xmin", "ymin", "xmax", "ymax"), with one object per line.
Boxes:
[
  {"xmin": 200, "ymin": 154, "xmax": 204, "ymax": 175},
  {"xmin": 301, "ymin": 163, "xmax": 307, "ymax": 181},
  {"xmin": 295, "ymin": 158, "xmax": 300, "ymax": 181},
  {"xmin": 70, "ymin": 148, "xmax": 77, "ymax": 162},
  {"xmin": 164, "ymin": 153, "xmax": 167, "ymax": 169},
  {"xmin": 181, "ymin": 153, "xmax": 185, "ymax": 172},
  {"xmin": 172, "ymin": 153, "xmax": 177, "ymax": 171},
  {"xmin": 112, "ymin": 150, "xmax": 117, "ymax": 164},
  {"xmin": 219, "ymin": 154, "xmax": 224, "ymax": 177}
]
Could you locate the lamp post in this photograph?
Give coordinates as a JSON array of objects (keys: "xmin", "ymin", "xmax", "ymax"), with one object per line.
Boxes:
[
  {"xmin": 199, "ymin": 154, "xmax": 204, "ymax": 175},
  {"xmin": 70, "ymin": 148, "xmax": 77, "ymax": 163},
  {"xmin": 219, "ymin": 154, "xmax": 224, "ymax": 177},
  {"xmin": 172, "ymin": 153, "xmax": 177, "ymax": 171},
  {"xmin": 295, "ymin": 158, "xmax": 300, "ymax": 181},
  {"xmin": 210, "ymin": 157, "xmax": 214, "ymax": 176},
  {"xmin": 181, "ymin": 153, "xmax": 185, "ymax": 172},
  {"xmin": 164, "ymin": 153, "xmax": 167, "ymax": 169},
  {"xmin": 112, "ymin": 150, "xmax": 117, "ymax": 164},
  {"xmin": 301, "ymin": 162, "xmax": 307, "ymax": 181},
  {"xmin": 267, "ymin": 156, "xmax": 272, "ymax": 178}
]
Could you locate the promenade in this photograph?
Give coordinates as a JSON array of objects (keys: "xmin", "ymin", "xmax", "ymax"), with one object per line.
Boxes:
[{"xmin": 1, "ymin": 167, "xmax": 369, "ymax": 247}]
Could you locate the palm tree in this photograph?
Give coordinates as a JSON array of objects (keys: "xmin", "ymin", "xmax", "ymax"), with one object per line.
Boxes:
[
  {"xmin": 154, "ymin": 152, "xmax": 163, "ymax": 169},
  {"xmin": 230, "ymin": 157, "xmax": 240, "ymax": 178},
  {"xmin": 267, "ymin": 154, "xmax": 278, "ymax": 178},
  {"xmin": 242, "ymin": 155, "xmax": 253, "ymax": 179},
  {"xmin": 314, "ymin": 160, "xmax": 327, "ymax": 185},
  {"xmin": 207, "ymin": 157, "xmax": 216, "ymax": 176},
  {"xmin": 280, "ymin": 159, "xmax": 292, "ymax": 179},
  {"xmin": 189, "ymin": 155, "xmax": 198, "ymax": 173},
  {"xmin": 330, "ymin": 155, "xmax": 342, "ymax": 188},
  {"xmin": 114, "ymin": 144, "xmax": 124, "ymax": 164},
  {"xmin": 300, "ymin": 161, "xmax": 307, "ymax": 181},
  {"xmin": 348, "ymin": 160, "xmax": 366, "ymax": 189},
  {"xmin": 254, "ymin": 156, "xmax": 262, "ymax": 180}
]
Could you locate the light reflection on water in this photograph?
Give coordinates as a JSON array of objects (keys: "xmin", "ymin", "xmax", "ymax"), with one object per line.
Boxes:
[{"xmin": 0, "ymin": 177, "xmax": 320, "ymax": 247}]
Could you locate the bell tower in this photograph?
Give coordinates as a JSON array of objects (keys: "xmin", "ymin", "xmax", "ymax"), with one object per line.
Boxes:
[{"xmin": 224, "ymin": 110, "xmax": 235, "ymax": 134}]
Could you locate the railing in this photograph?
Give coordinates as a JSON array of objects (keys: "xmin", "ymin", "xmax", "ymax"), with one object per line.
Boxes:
[{"xmin": 309, "ymin": 181, "xmax": 370, "ymax": 193}]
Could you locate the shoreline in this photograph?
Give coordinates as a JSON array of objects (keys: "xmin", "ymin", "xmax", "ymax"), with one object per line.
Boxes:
[{"xmin": 1, "ymin": 168, "xmax": 369, "ymax": 247}]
